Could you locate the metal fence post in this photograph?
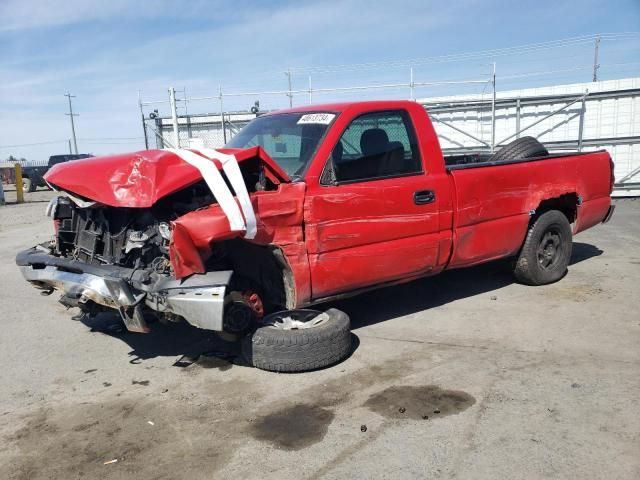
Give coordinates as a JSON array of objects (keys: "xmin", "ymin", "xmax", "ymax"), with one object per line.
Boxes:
[
  {"xmin": 14, "ymin": 163, "xmax": 24, "ymax": 203},
  {"xmin": 286, "ymin": 69, "xmax": 293, "ymax": 107},
  {"xmin": 154, "ymin": 117, "xmax": 164, "ymax": 149},
  {"xmin": 410, "ymin": 67, "xmax": 415, "ymax": 101},
  {"xmin": 219, "ymin": 85, "xmax": 227, "ymax": 144},
  {"xmin": 169, "ymin": 87, "xmax": 180, "ymax": 148},
  {"xmin": 491, "ymin": 62, "xmax": 496, "ymax": 152},
  {"xmin": 515, "ymin": 97, "xmax": 521, "ymax": 139},
  {"xmin": 578, "ymin": 92, "xmax": 587, "ymax": 151}
]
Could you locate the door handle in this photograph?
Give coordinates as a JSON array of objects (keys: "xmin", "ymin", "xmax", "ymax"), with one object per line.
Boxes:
[{"xmin": 413, "ymin": 189, "xmax": 436, "ymax": 205}]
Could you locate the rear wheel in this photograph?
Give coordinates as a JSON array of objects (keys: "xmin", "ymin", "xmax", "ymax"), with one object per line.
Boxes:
[
  {"xmin": 242, "ymin": 308, "xmax": 351, "ymax": 372},
  {"xmin": 513, "ymin": 210, "xmax": 572, "ymax": 285}
]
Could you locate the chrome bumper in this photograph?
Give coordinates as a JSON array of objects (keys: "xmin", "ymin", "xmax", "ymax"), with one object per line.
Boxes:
[{"xmin": 17, "ymin": 246, "xmax": 232, "ymax": 332}]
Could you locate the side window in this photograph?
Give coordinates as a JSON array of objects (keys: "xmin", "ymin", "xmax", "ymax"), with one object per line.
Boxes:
[{"xmin": 330, "ymin": 110, "xmax": 421, "ymax": 183}]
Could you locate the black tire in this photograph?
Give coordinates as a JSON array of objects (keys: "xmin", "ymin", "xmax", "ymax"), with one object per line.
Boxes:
[
  {"xmin": 242, "ymin": 308, "xmax": 351, "ymax": 373},
  {"xmin": 490, "ymin": 136, "xmax": 548, "ymax": 163},
  {"xmin": 513, "ymin": 210, "xmax": 572, "ymax": 286}
]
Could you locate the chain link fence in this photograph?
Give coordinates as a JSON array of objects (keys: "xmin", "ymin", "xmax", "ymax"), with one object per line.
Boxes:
[{"xmin": 142, "ymin": 111, "xmax": 257, "ymax": 150}]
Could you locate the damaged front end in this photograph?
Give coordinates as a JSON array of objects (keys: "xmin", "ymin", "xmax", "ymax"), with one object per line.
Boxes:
[
  {"xmin": 18, "ymin": 196, "xmax": 235, "ymax": 333},
  {"xmin": 17, "ymin": 148, "xmax": 303, "ymax": 334}
]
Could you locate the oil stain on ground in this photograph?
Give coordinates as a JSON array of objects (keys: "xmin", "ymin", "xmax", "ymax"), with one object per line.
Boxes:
[
  {"xmin": 364, "ymin": 385, "xmax": 475, "ymax": 420},
  {"xmin": 249, "ymin": 404, "xmax": 335, "ymax": 450},
  {"xmin": 1, "ymin": 397, "xmax": 243, "ymax": 480}
]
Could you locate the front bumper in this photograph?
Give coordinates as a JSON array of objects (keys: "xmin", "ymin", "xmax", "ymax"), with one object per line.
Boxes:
[{"xmin": 16, "ymin": 246, "xmax": 232, "ymax": 332}]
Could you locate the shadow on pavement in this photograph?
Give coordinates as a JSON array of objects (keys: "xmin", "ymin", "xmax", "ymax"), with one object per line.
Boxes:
[
  {"xmin": 82, "ymin": 314, "xmax": 240, "ymax": 364},
  {"xmin": 80, "ymin": 241, "xmax": 602, "ymax": 361},
  {"xmin": 570, "ymin": 242, "xmax": 603, "ymax": 265},
  {"xmin": 328, "ymin": 241, "xmax": 603, "ymax": 330}
]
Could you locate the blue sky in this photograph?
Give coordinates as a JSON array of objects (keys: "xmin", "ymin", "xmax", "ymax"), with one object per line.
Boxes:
[{"xmin": 1, "ymin": 0, "xmax": 639, "ymax": 160}]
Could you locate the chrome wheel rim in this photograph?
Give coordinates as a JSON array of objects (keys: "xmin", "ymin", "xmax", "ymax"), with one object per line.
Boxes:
[{"xmin": 262, "ymin": 310, "xmax": 329, "ymax": 330}]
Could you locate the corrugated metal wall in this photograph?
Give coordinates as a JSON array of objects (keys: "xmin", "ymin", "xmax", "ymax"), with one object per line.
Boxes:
[{"xmin": 420, "ymin": 78, "xmax": 640, "ymax": 196}]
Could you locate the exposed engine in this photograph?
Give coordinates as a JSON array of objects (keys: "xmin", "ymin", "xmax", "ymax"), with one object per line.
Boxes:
[
  {"xmin": 53, "ymin": 197, "xmax": 171, "ymax": 273},
  {"xmin": 49, "ymin": 179, "xmax": 223, "ymax": 273}
]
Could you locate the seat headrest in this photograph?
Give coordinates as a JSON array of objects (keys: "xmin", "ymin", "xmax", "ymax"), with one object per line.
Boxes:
[{"xmin": 360, "ymin": 128, "xmax": 389, "ymax": 156}]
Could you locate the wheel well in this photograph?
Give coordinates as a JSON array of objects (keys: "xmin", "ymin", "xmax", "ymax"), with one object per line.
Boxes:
[
  {"xmin": 534, "ymin": 193, "xmax": 579, "ymax": 224},
  {"xmin": 207, "ymin": 239, "xmax": 293, "ymax": 311}
]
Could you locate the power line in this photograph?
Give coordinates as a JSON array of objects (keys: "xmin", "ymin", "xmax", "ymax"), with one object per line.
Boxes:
[
  {"xmin": 0, "ymin": 139, "xmax": 68, "ymax": 149},
  {"xmin": 290, "ymin": 33, "xmax": 640, "ymax": 74}
]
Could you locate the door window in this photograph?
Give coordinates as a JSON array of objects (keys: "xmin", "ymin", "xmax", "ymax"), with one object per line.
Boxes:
[{"xmin": 330, "ymin": 110, "xmax": 422, "ymax": 183}]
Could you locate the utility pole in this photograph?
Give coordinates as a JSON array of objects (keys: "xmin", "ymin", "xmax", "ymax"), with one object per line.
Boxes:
[
  {"xmin": 64, "ymin": 93, "xmax": 78, "ymax": 154},
  {"xmin": 592, "ymin": 35, "xmax": 601, "ymax": 82},
  {"xmin": 285, "ymin": 69, "xmax": 293, "ymax": 108},
  {"xmin": 138, "ymin": 91, "xmax": 149, "ymax": 150}
]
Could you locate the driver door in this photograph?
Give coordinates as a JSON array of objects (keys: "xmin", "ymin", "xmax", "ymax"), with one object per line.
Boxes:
[{"xmin": 304, "ymin": 109, "xmax": 445, "ymax": 299}]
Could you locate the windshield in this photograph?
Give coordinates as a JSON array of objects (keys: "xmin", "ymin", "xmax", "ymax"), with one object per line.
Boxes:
[{"xmin": 225, "ymin": 112, "xmax": 336, "ymax": 177}]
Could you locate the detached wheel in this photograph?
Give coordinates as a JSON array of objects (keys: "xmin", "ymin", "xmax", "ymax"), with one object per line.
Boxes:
[
  {"xmin": 513, "ymin": 210, "xmax": 572, "ymax": 286},
  {"xmin": 242, "ymin": 308, "xmax": 351, "ymax": 373}
]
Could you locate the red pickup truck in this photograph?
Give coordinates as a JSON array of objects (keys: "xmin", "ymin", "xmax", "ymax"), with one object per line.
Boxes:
[{"xmin": 17, "ymin": 100, "xmax": 615, "ymax": 372}]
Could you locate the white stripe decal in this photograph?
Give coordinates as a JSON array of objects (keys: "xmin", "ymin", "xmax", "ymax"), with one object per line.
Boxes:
[
  {"xmin": 198, "ymin": 148, "xmax": 257, "ymax": 239},
  {"xmin": 166, "ymin": 148, "xmax": 247, "ymax": 234}
]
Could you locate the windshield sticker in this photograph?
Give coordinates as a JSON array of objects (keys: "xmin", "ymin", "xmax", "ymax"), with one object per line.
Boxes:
[{"xmin": 297, "ymin": 113, "xmax": 335, "ymax": 125}]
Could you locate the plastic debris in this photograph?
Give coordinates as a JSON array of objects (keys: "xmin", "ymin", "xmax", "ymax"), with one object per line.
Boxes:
[
  {"xmin": 103, "ymin": 459, "xmax": 118, "ymax": 465},
  {"xmin": 147, "ymin": 421, "xmax": 155, "ymax": 425}
]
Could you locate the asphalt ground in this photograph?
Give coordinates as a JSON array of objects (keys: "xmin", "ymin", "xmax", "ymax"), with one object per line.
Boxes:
[{"xmin": 0, "ymin": 187, "xmax": 638, "ymax": 479}]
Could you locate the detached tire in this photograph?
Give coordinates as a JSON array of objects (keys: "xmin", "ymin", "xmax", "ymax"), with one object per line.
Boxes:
[
  {"xmin": 514, "ymin": 210, "xmax": 573, "ymax": 286},
  {"xmin": 242, "ymin": 308, "xmax": 351, "ymax": 373},
  {"xmin": 490, "ymin": 136, "xmax": 548, "ymax": 162}
]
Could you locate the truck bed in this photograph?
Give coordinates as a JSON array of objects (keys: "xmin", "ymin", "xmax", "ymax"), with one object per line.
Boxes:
[
  {"xmin": 443, "ymin": 150, "xmax": 605, "ymax": 169},
  {"xmin": 444, "ymin": 149, "xmax": 613, "ymax": 269}
]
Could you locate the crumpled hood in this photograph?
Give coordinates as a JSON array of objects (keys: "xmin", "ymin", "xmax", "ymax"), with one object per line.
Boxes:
[{"xmin": 44, "ymin": 147, "xmax": 290, "ymax": 208}]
